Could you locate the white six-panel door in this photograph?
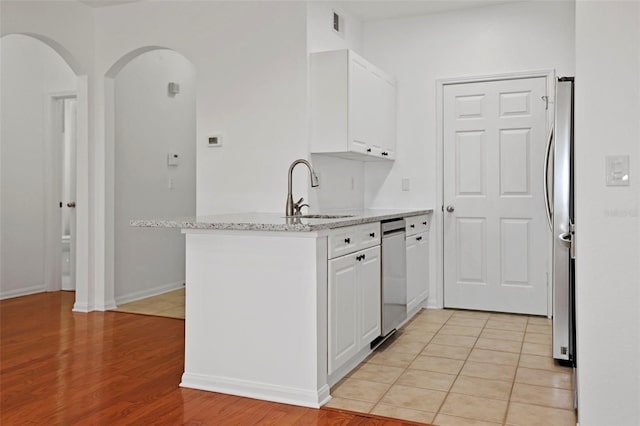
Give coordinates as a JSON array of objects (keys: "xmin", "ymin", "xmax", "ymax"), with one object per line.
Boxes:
[{"xmin": 443, "ymin": 77, "xmax": 549, "ymax": 315}]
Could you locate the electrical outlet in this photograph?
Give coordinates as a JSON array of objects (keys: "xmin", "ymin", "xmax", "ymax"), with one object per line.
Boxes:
[{"xmin": 402, "ymin": 178, "xmax": 410, "ymax": 191}]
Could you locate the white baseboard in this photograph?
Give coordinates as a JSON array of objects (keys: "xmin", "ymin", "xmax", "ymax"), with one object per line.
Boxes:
[
  {"xmin": 0, "ymin": 285, "xmax": 46, "ymax": 300},
  {"xmin": 97, "ymin": 299, "xmax": 118, "ymax": 311},
  {"xmin": 427, "ymin": 298, "xmax": 442, "ymax": 309},
  {"xmin": 181, "ymin": 372, "xmax": 331, "ymax": 409},
  {"xmin": 115, "ymin": 280, "xmax": 184, "ymax": 306},
  {"xmin": 73, "ymin": 302, "xmax": 93, "ymax": 313}
]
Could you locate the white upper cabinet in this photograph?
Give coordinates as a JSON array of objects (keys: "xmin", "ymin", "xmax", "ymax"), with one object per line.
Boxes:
[{"xmin": 310, "ymin": 49, "xmax": 397, "ymax": 161}]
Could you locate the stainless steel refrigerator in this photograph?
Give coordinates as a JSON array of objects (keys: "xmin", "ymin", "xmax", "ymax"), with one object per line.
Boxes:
[{"xmin": 546, "ymin": 77, "xmax": 576, "ymax": 366}]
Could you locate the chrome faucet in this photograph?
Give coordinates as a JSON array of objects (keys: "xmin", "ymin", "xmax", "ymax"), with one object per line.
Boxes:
[{"xmin": 285, "ymin": 159, "xmax": 319, "ymax": 216}]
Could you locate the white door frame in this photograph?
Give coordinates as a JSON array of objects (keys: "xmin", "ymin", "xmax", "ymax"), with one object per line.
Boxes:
[
  {"xmin": 434, "ymin": 69, "xmax": 555, "ymax": 313},
  {"xmin": 44, "ymin": 91, "xmax": 76, "ymax": 293},
  {"xmin": 43, "ymin": 78, "xmax": 91, "ymax": 312}
]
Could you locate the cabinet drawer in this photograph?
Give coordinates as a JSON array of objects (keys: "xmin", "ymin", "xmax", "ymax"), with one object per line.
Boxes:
[
  {"xmin": 356, "ymin": 223, "xmax": 381, "ymax": 251},
  {"xmin": 405, "ymin": 214, "xmax": 431, "ymax": 237},
  {"xmin": 328, "ymin": 222, "xmax": 381, "ymax": 259}
]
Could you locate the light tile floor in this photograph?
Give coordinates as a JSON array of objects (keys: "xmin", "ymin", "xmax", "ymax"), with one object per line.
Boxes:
[
  {"xmin": 111, "ymin": 288, "xmax": 185, "ymax": 319},
  {"xmin": 328, "ymin": 309, "xmax": 576, "ymax": 426}
]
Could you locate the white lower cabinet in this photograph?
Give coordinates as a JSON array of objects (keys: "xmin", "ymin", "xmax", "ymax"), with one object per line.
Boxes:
[
  {"xmin": 328, "ymin": 245, "xmax": 381, "ymax": 375},
  {"xmin": 328, "ymin": 252, "xmax": 359, "ymax": 373},
  {"xmin": 358, "ymin": 247, "xmax": 382, "ymax": 348},
  {"xmin": 406, "ymin": 231, "xmax": 429, "ymax": 314}
]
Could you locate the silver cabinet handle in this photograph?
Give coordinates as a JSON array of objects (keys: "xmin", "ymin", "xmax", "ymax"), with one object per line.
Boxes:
[
  {"xmin": 543, "ymin": 127, "xmax": 554, "ymax": 231},
  {"xmin": 446, "ymin": 205, "xmax": 455, "ymax": 213},
  {"xmin": 67, "ymin": 202, "xmax": 76, "ymax": 208}
]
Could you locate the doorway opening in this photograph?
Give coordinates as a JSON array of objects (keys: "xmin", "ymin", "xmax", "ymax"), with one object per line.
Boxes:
[
  {"xmin": 104, "ymin": 47, "xmax": 196, "ymax": 314},
  {"xmin": 0, "ymin": 34, "xmax": 85, "ymax": 302},
  {"xmin": 59, "ymin": 97, "xmax": 78, "ymax": 291}
]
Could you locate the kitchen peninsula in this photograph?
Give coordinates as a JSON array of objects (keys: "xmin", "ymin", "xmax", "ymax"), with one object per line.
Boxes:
[{"xmin": 133, "ymin": 209, "xmax": 433, "ymax": 408}]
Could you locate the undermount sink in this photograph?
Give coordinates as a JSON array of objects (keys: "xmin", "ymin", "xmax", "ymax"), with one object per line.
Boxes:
[{"xmin": 284, "ymin": 214, "xmax": 354, "ymax": 219}]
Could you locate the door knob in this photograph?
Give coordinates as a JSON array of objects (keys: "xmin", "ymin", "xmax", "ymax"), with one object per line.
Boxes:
[
  {"xmin": 67, "ymin": 202, "xmax": 76, "ymax": 208},
  {"xmin": 446, "ymin": 205, "xmax": 455, "ymax": 213}
]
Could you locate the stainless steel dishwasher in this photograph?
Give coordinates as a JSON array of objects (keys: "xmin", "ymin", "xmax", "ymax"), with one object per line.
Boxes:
[{"xmin": 372, "ymin": 218, "xmax": 407, "ymax": 349}]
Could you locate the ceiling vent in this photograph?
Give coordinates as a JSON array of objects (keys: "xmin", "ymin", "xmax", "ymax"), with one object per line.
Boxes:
[{"xmin": 332, "ymin": 10, "xmax": 345, "ymax": 38}]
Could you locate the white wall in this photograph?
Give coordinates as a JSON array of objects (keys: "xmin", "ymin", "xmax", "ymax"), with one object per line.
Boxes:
[
  {"xmin": 0, "ymin": 0, "xmax": 94, "ymax": 75},
  {"xmin": 0, "ymin": 34, "xmax": 76, "ymax": 299},
  {"xmin": 360, "ymin": 1, "xmax": 576, "ymax": 306},
  {"xmin": 307, "ymin": 1, "xmax": 366, "ymax": 212},
  {"xmin": 1, "ymin": 1, "xmax": 318, "ymax": 310},
  {"xmin": 92, "ymin": 1, "xmax": 311, "ymax": 308},
  {"xmin": 361, "ymin": 0, "xmax": 576, "ymax": 210},
  {"xmin": 95, "ymin": 1, "xmax": 310, "ymax": 217},
  {"xmin": 307, "ymin": 1, "xmax": 363, "ymax": 54},
  {"xmin": 1, "ymin": 0, "xmax": 95, "ymax": 311},
  {"xmin": 309, "ymin": 154, "xmax": 365, "ymax": 212},
  {"xmin": 574, "ymin": 1, "xmax": 640, "ymax": 424},
  {"xmin": 114, "ymin": 49, "xmax": 196, "ymax": 304}
]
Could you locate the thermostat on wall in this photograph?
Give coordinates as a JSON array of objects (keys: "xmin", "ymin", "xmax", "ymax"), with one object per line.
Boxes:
[
  {"xmin": 208, "ymin": 134, "xmax": 223, "ymax": 147},
  {"xmin": 167, "ymin": 153, "xmax": 179, "ymax": 166}
]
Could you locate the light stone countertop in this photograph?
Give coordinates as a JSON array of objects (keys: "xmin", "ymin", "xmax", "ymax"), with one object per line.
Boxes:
[{"xmin": 130, "ymin": 209, "xmax": 433, "ymax": 232}]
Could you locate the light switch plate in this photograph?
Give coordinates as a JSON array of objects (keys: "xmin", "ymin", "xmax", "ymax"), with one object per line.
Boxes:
[
  {"xmin": 606, "ymin": 155, "xmax": 630, "ymax": 186},
  {"xmin": 402, "ymin": 178, "xmax": 410, "ymax": 191}
]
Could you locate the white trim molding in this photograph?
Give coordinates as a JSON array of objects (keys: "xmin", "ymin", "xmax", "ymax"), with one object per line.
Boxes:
[
  {"xmin": 114, "ymin": 280, "xmax": 185, "ymax": 306},
  {"xmin": 0, "ymin": 285, "xmax": 46, "ymax": 300},
  {"xmin": 44, "ymin": 91, "xmax": 77, "ymax": 295},
  {"xmin": 180, "ymin": 373, "xmax": 331, "ymax": 409}
]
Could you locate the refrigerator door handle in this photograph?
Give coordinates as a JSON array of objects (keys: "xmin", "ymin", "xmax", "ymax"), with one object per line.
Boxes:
[{"xmin": 543, "ymin": 127, "xmax": 554, "ymax": 230}]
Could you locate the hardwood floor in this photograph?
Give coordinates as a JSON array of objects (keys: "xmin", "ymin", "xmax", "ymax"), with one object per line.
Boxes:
[{"xmin": 0, "ymin": 292, "xmax": 425, "ymax": 425}]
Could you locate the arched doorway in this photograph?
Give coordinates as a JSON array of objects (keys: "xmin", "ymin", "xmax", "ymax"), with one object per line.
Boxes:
[
  {"xmin": 104, "ymin": 47, "xmax": 196, "ymax": 310},
  {"xmin": 0, "ymin": 34, "xmax": 89, "ymax": 308}
]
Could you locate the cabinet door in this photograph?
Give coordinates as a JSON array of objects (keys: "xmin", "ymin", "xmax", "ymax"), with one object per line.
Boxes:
[
  {"xmin": 348, "ymin": 55, "xmax": 375, "ymax": 155},
  {"xmin": 328, "ymin": 254, "xmax": 359, "ymax": 375},
  {"xmin": 358, "ymin": 246, "xmax": 382, "ymax": 348},
  {"xmin": 368, "ymin": 70, "xmax": 392, "ymax": 160},
  {"xmin": 406, "ymin": 232, "xmax": 429, "ymax": 313},
  {"xmin": 380, "ymin": 77, "xmax": 397, "ymax": 159},
  {"xmin": 416, "ymin": 233, "xmax": 429, "ymax": 303}
]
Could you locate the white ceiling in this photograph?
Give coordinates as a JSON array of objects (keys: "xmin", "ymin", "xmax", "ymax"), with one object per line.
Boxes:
[
  {"xmin": 78, "ymin": 0, "xmax": 520, "ymax": 20},
  {"xmin": 78, "ymin": 0, "xmax": 140, "ymax": 8},
  {"xmin": 336, "ymin": 0, "xmax": 519, "ymax": 22}
]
